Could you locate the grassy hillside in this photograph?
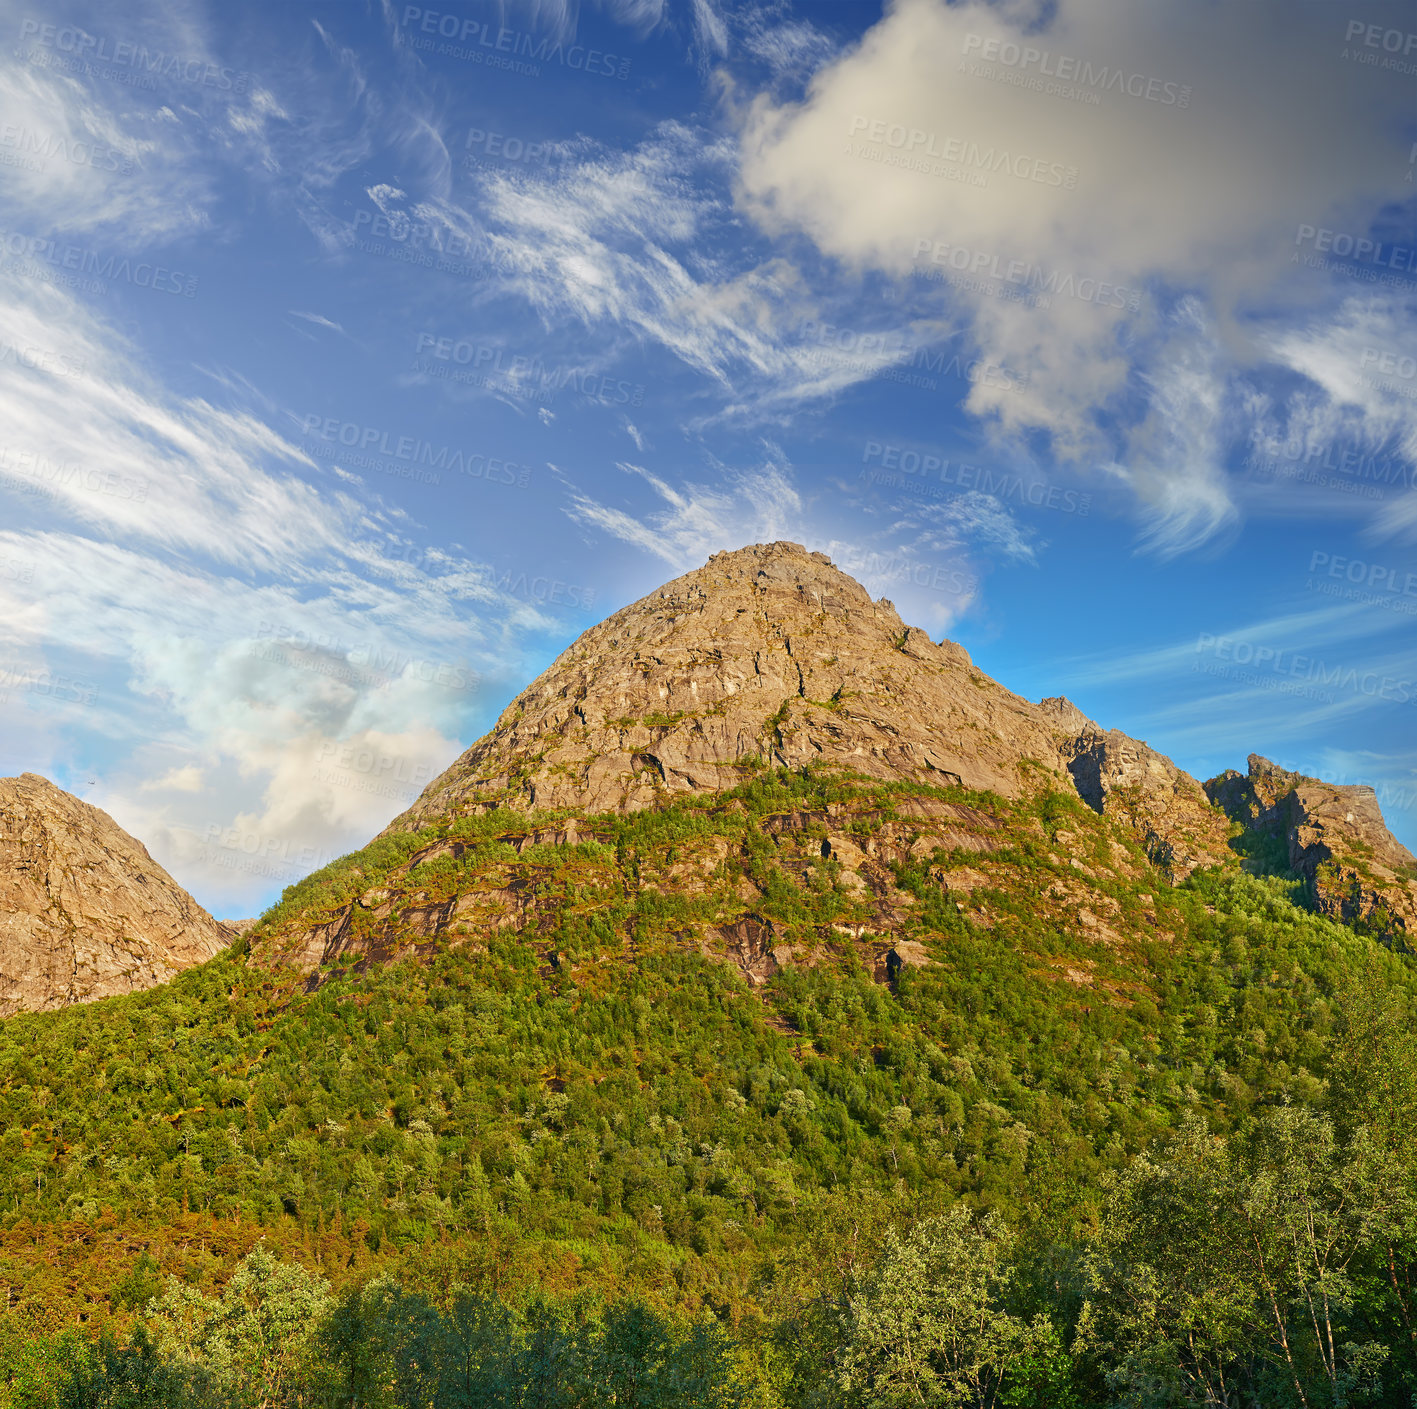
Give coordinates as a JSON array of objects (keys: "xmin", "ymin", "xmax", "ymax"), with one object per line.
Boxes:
[{"xmin": 1, "ymin": 765, "xmax": 1415, "ymax": 1404}]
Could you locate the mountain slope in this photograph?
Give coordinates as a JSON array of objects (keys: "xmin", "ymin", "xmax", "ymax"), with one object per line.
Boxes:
[
  {"xmin": 0, "ymin": 773, "xmax": 229, "ymax": 1017},
  {"xmin": 2, "ymin": 543, "xmax": 1414, "ymax": 1342},
  {"xmin": 2, "ymin": 764, "xmax": 1406, "ymax": 1333}
]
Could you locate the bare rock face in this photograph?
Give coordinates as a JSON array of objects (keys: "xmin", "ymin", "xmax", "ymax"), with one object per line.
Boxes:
[
  {"xmin": 0, "ymin": 774, "xmax": 229, "ymax": 1017},
  {"xmin": 1044, "ymin": 698, "xmax": 1233, "ymax": 879},
  {"xmin": 1205, "ymin": 755, "xmax": 1417, "ymax": 939},
  {"xmin": 386, "ymin": 541, "xmax": 1153, "ymax": 833}
]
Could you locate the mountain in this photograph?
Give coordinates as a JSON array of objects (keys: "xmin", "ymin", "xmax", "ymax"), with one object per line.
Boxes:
[
  {"xmin": 382, "ymin": 543, "xmax": 1220, "ymax": 848},
  {"xmin": 1, "ymin": 542, "xmax": 1415, "ymax": 1396},
  {"xmin": 247, "ymin": 541, "xmax": 1417, "ymax": 983},
  {"xmin": 1206, "ymin": 753, "xmax": 1417, "ymax": 939},
  {"xmin": 0, "ymin": 773, "xmax": 229, "ymax": 1017},
  {"xmin": 253, "ymin": 541, "xmax": 1232, "ymax": 979}
]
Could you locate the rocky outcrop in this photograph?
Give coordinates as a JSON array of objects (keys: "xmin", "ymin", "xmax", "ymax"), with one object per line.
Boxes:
[
  {"xmin": 1044, "ymin": 698, "xmax": 1232, "ymax": 880},
  {"xmin": 0, "ymin": 774, "xmax": 229, "ymax": 1017},
  {"xmin": 384, "ymin": 544, "xmax": 1216, "ymax": 866},
  {"xmin": 1205, "ymin": 755, "xmax": 1417, "ymax": 940},
  {"xmin": 246, "ymin": 545, "xmax": 1409, "ymax": 986}
]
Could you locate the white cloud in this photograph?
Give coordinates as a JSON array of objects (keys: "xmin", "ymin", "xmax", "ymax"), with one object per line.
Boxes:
[
  {"xmin": 735, "ymin": 0, "xmax": 1417, "ymax": 544},
  {"xmin": 565, "ymin": 455, "xmax": 804, "ymax": 569},
  {"xmin": 448, "ymin": 123, "xmax": 967, "ymax": 417},
  {"xmin": 288, "ymin": 309, "xmax": 346, "ymax": 334},
  {"xmin": 0, "ymin": 271, "xmax": 344, "ymax": 569},
  {"xmin": 141, "ymin": 764, "xmax": 206, "ymax": 793}
]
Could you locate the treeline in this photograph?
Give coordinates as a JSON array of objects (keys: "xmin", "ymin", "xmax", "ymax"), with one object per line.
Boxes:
[{"xmin": 3, "ymin": 1071, "xmax": 1416, "ymax": 1407}]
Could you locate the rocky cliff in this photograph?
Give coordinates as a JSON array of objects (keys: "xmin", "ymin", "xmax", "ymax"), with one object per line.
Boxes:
[
  {"xmin": 1045, "ymin": 697, "xmax": 1233, "ymax": 880},
  {"xmin": 383, "ymin": 542, "xmax": 1225, "ymax": 875},
  {"xmin": 1205, "ymin": 755, "xmax": 1417, "ymax": 940},
  {"xmin": 0, "ymin": 774, "xmax": 230, "ymax": 1017}
]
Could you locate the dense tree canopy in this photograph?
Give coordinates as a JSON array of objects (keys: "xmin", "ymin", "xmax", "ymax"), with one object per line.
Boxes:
[{"xmin": 0, "ymin": 767, "xmax": 1414, "ymax": 1405}]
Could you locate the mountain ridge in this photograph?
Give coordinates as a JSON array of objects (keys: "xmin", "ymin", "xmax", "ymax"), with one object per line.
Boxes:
[{"xmin": 3, "ymin": 542, "xmax": 1413, "ymax": 1018}]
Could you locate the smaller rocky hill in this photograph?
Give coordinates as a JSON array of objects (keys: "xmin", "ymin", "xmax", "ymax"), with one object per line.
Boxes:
[
  {"xmin": 0, "ymin": 774, "xmax": 230, "ymax": 1017},
  {"xmin": 1205, "ymin": 755, "xmax": 1417, "ymax": 940}
]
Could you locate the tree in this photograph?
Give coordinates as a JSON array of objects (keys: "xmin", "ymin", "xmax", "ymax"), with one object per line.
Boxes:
[
  {"xmin": 837, "ymin": 1206, "xmax": 1052, "ymax": 1409},
  {"xmin": 147, "ymin": 1244, "xmax": 332, "ymax": 1408},
  {"xmin": 1080, "ymin": 1118, "xmax": 1263, "ymax": 1409},
  {"xmin": 53, "ymin": 1325, "xmax": 213, "ymax": 1409},
  {"xmin": 1235, "ymin": 1107, "xmax": 1396, "ymax": 1409}
]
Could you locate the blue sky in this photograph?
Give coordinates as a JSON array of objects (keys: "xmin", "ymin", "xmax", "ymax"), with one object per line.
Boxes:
[{"xmin": 0, "ymin": 0, "xmax": 1414, "ymax": 918}]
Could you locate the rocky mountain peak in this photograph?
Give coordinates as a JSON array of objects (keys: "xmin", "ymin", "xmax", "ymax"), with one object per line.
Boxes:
[
  {"xmin": 380, "ymin": 543, "xmax": 1230, "ymax": 879},
  {"xmin": 0, "ymin": 773, "xmax": 230, "ymax": 1017},
  {"xmin": 383, "ymin": 541, "xmax": 1068, "ymax": 831}
]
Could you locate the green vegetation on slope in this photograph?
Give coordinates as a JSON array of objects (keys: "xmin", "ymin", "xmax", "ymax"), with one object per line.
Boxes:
[{"xmin": 0, "ymin": 767, "xmax": 1415, "ymax": 1404}]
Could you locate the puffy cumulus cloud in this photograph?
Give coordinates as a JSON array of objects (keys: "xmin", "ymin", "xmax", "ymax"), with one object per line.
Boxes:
[
  {"xmin": 0, "ymin": 528, "xmax": 539, "ymax": 915},
  {"xmin": 736, "ymin": 0, "xmax": 1417, "ymax": 543},
  {"xmin": 0, "ymin": 247, "xmax": 574, "ymax": 915}
]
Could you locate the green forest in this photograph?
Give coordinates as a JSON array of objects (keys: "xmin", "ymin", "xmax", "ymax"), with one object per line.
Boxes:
[{"xmin": 1, "ymin": 767, "xmax": 1415, "ymax": 1406}]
